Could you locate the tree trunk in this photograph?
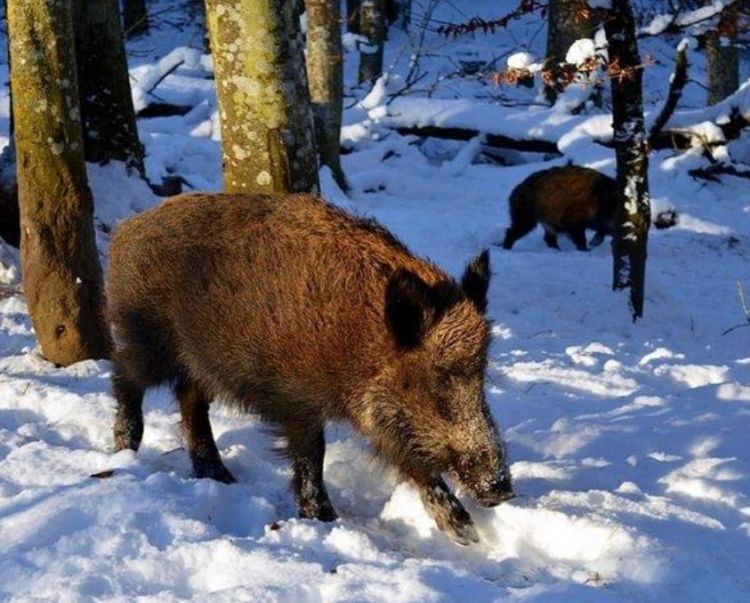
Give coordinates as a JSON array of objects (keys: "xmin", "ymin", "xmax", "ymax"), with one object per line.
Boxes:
[
  {"xmin": 602, "ymin": 0, "xmax": 651, "ymax": 320},
  {"xmin": 72, "ymin": 0, "xmax": 145, "ymax": 175},
  {"xmin": 7, "ymin": 0, "xmax": 110, "ymax": 364},
  {"xmin": 347, "ymin": 0, "xmax": 360, "ymax": 33},
  {"xmin": 0, "ymin": 20, "xmax": 19, "ymax": 248},
  {"xmin": 546, "ymin": 0, "xmax": 592, "ymax": 102},
  {"xmin": 358, "ymin": 0, "xmax": 386, "ymax": 85},
  {"xmin": 305, "ymin": 0, "xmax": 347, "ymax": 190},
  {"xmin": 206, "ymin": 0, "xmax": 319, "ymax": 194},
  {"xmin": 385, "ymin": 0, "xmax": 410, "ymax": 29},
  {"xmin": 122, "ymin": 0, "xmax": 149, "ymax": 38},
  {"xmin": 705, "ymin": 1, "xmax": 739, "ymax": 105}
]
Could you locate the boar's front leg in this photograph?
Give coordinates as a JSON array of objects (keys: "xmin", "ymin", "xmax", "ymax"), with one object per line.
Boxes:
[
  {"xmin": 415, "ymin": 476, "xmax": 479, "ymax": 546},
  {"xmin": 175, "ymin": 378, "xmax": 236, "ymax": 484},
  {"xmin": 286, "ymin": 424, "xmax": 338, "ymax": 522}
]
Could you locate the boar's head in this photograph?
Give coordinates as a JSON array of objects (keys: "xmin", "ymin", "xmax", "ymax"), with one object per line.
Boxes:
[{"xmin": 376, "ymin": 250, "xmax": 514, "ymax": 507}]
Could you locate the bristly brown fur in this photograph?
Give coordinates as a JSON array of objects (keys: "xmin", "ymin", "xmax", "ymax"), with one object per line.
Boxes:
[
  {"xmin": 106, "ymin": 192, "xmax": 513, "ymax": 544},
  {"xmin": 502, "ymin": 166, "xmax": 618, "ymax": 251}
]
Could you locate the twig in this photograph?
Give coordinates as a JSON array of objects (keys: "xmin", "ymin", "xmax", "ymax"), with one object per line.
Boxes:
[{"xmin": 722, "ymin": 281, "xmax": 750, "ymax": 335}]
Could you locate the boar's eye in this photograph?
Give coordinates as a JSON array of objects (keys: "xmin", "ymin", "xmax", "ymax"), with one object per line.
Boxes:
[{"xmin": 435, "ymin": 387, "xmax": 454, "ymax": 421}]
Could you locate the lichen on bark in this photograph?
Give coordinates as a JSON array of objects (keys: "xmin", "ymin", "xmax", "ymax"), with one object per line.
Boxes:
[{"xmin": 206, "ymin": 0, "xmax": 319, "ymax": 194}]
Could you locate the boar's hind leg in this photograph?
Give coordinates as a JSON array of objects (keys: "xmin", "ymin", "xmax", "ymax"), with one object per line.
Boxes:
[
  {"xmin": 417, "ymin": 477, "xmax": 479, "ymax": 546},
  {"xmin": 569, "ymin": 227, "xmax": 589, "ymax": 251},
  {"xmin": 113, "ymin": 371, "xmax": 145, "ymax": 452},
  {"xmin": 286, "ymin": 425, "xmax": 338, "ymax": 522},
  {"xmin": 543, "ymin": 228, "xmax": 561, "ymax": 250},
  {"xmin": 175, "ymin": 379, "xmax": 236, "ymax": 484},
  {"xmin": 502, "ymin": 218, "xmax": 536, "ymax": 250}
]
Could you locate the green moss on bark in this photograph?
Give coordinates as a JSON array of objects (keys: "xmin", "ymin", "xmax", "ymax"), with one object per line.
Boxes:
[{"xmin": 8, "ymin": 0, "xmax": 110, "ymax": 365}]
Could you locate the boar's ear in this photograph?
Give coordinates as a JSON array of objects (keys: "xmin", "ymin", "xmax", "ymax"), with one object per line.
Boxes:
[
  {"xmin": 461, "ymin": 249, "xmax": 490, "ymax": 313},
  {"xmin": 385, "ymin": 268, "xmax": 433, "ymax": 348}
]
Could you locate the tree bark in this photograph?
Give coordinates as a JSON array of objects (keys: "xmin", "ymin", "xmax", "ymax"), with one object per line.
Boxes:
[
  {"xmin": 705, "ymin": 1, "xmax": 739, "ymax": 106},
  {"xmin": 546, "ymin": 0, "xmax": 593, "ymax": 102},
  {"xmin": 72, "ymin": 0, "xmax": 145, "ymax": 175},
  {"xmin": 601, "ymin": 0, "xmax": 651, "ymax": 320},
  {"xmin": 358, "ymin": 0, "xmax": 386, "ymax": 85},
  {"xmin": 122, "ymin": 0, "xmax": 149, "ymax": 38},
  {"xmin": 305, "ymin": 0, "xmax": 347, "ymax": 190},
  {"xmin": 7, "ymin": 0, "xmax": 110, "ymax": 364},
  {"xmin": 206, "ymin": 0, "xmax": 319, "ymax": 194},
  {"xmin": 347, "ymin": 0, "xmax": 360, "ymax": 33}
]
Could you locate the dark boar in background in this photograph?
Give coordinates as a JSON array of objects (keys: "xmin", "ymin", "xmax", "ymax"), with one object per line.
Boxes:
[
  {"xmin": 106, "ymin": 193, "xmax": 513, "ymax": 545},
  {"xmin": 502, "ymin": 165, "xmax": 618, "ymax": 251}
]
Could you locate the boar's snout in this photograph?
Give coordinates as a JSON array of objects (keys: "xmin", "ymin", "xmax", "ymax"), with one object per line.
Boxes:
[{"xmin": 475, "ymin": 474, "xmax": 515, "ymax": 507}]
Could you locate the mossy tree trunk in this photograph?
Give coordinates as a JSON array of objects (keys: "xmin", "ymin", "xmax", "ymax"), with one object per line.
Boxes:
[
  {"xmin": 123, "ymin": 0, "xmax": 149, "ymax": 38},
  {"xmin": 358, "ymin": 0, "xmax": 385, "ymax": 85},
  {"xmin": 601, "ymin": 0, "xmax": 651, "ymax": 320},
  {"xmin": 305, "ymin": 0, "xmax": 347, "ymax": 190},
  {"xmin": 7, "ymin": 0, "xmax": 110, "ymax": 364},
  {"xmin": 546, "ymin": 0, "xmax": 592, "ymax": 102},
  {"xmin": 72, "ymin": 0, "xmax": 145, "ymax": 175},
  {"xmin": 205, "ymin": 0, "xmax": 319, "ymax": 194}
]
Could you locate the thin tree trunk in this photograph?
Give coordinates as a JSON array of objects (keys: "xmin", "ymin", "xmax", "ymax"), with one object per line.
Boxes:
[
  {"xmin": 358, "ymin": 0, "xmax": 386, "ymax": 85},
  {"xmin": 7, "ymin": 0, "xmax": 110, "ymax": 364},
  {"xmin": 347, "ymin": 0, "xmax": 360, "ymax": 33},
  {"xmin": 123, "ymin": 0, "xmax": 149, "ymax": 38},
  {"xmin": 305, "ymin": 0, "xmax": 347, "ymax": 190},
  {"xmin": 0, "ymin": 15, "xmax": 19, "ymax": 248},
  {"xmin": 706, "ymin": 2, "xmax": 739, "ymax": 106},
  {"xmin": 546, "ymin": 0, "xmax": 592, "ymax": 102},
  {"xmin": 206, "ymin": 0, "xmax": 319, "ymax": 194},
  {"xmin": 602, "ymin": 0, "xmax": 651, "ymax": 320},
  {"xmin": 72, "ymin": 0, "xmax": 145, "ymax": 175}
]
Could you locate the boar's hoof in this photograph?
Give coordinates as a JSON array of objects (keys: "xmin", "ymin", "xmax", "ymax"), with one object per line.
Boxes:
[
  {"xmin": 298, "ymin": 499, "xmax": 339, "ymax": 522},
  {"xmin": 113, "ymin": 417, "xmax": 143, "ymax": 453},
  {"xmin": 440, "ymin": 514, "xmax": 479, "ymax": 547},
  {"xmin": 193, "ymin": 458, "xmax": 237, "ymax": 484}
]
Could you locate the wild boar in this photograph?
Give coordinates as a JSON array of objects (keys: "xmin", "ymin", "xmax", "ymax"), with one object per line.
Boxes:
[
  {"xmin": 106, "ymin": 193, "xmax": 514, "ymax": 545},
  {"xmin": 502, "ymin": 165, "xmax": 618, "ymax": 251}
]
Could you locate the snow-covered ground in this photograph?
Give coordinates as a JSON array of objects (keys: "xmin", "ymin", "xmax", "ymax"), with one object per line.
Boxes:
[{"xmin": 1, "ymin": 1, "xmax": 750, "ymax": 601}]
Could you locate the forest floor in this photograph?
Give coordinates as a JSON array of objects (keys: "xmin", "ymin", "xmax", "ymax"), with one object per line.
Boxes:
[{"xmin": 1, "ymin": 1, "xmax": 750, "ymax": 601}]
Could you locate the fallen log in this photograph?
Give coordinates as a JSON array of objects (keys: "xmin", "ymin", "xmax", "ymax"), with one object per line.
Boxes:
[{"xmin": 394, "ymin": 125, "xmax": 562, "ymax": 155}]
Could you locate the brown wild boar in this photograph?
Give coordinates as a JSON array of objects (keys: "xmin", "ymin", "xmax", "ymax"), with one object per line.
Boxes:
[
  {"xmin": 502, "ymin": 165, "xmax": 618, "ymax": 251},
  {"xmin": 106, "ymin": 193, "xmax": 514, "ymax": 545}
]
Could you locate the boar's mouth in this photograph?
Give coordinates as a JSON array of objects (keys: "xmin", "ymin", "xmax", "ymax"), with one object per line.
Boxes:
[{"xmin": 449, "ymin": 450, "xmax": 515, "ymax": 507}]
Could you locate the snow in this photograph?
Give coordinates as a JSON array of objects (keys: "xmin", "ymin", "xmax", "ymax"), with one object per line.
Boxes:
[
  {"xmin": 565, "ymin": 39, "xmax": 597, "ymax": 66},
  {"xmin": 507, "ymin": 52, "xmax": 535, "ymax": 71},
  {"xmin": 1, "ymin": 1, "xmax": 750, "ymax": 601}
]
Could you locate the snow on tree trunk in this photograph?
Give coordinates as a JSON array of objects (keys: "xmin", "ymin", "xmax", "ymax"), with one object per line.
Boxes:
[
  {"xmin": 205, "ymin": 0, "xmax": 319, "ymax": 194},
  {"xmin": 358, "ymin": 0, "xmax": 386, "ymax": 85},
  {"xmin": 601, "ymin": 0, "xmax": 651, "ymax": 320},
  {"xmin": 72, "ymin": 0, "xmax": 145, "ymax": 175},
  {"xmin": 705, "ymin": 1, "xmax": 739, "ymax": 106},
  {"xmin": 122, "ymin": 0, "xmax": 149, "ymax": 38},
  {"xmin": 546, "ymin": 0, "xmax": 592, "ymax": 102},
  {"xmin": 7, "ymin": 0, "xmax": 110, "ymax": 365},
  {"xmin": 305, "ymin": 0, "xmax": 347, "ymax": 190}
]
